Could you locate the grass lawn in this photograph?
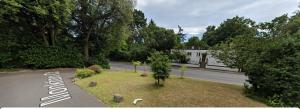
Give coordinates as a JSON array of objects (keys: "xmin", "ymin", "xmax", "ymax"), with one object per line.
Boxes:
[{"xmin": 75, "ymin": 70, "xmax": 266, "ymax": 107}]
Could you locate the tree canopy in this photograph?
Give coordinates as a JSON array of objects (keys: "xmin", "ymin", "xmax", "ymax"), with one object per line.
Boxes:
[{"xmin": 202, "ymin": 16, "xmax": 257, "ymax": 46}]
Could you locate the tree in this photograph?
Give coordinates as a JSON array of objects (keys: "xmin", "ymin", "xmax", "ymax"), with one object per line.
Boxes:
[
  {"xmin": 132, "ymin": 61, "xmax": 141, "ymax": 73},
  {"xmin": 0, "ymin": 0, "xmax": 74, "ymax": 47},
  {"xmin": 244, "ymin": 13, "xmax": 300, "ymax": 107},
  {"xmin": 148, "ymin": 52, "xmax": 171, "ymax": 86},
  {"xmin": 177, "ymin": 25, "xmax": 186, "ymax": 43},
  {"xmin": 202, "ymin": 16, "xmax": 257, "ymax": 46},
  {"xmin": 128, "ymin": 9, "xmax": 147, "ymax": 44},
  {"xmin": 258, "ymin": 14, "xmax": 289, "ymax": 37},
  {"xmin": 72, "ymin": 0, "xmax": 134, "ymax": 61},
  {"xmin": 245, "ymin": 35, "xmax": 300, "ymax": 107},
  {"xmin": 287, "ymin": 12, "xmax": 300, "ymax": 35},
  {"xmin": 180, "ymin": 64, "xmax": 187, "ymax": 79},
  {"xmin": 211, "ymin": 36, "xmax": 257, "ymax": 72},
  {"xmin": 185, "ymin": 36, "xmax": 209, "ymax": 50},
  {"xmin": 144, "ymin": 20, "xmax": 180, "ymax": 52}
]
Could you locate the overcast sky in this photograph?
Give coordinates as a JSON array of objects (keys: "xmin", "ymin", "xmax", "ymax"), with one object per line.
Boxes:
[{"xmin": 135, "ymin": 0, "xmax": 300, "ymax": 38}]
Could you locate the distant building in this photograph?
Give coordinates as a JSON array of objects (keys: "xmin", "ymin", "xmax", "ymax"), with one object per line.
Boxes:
[{"xmin": 172, "ymin": 49, "xmax": 226, "ymax": 67}]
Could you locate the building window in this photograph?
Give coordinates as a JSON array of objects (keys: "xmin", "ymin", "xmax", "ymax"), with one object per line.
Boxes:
[
  {"xmin": 187, "ymin": 52, "xmax": 192, "ymax": 56},
  {"xmin": 197, "ymin": 52, "xmax": 201, "ymax": 56}
]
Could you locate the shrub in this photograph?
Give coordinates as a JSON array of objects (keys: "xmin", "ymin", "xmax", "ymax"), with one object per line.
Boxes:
[
  {"xmin": 171, "ymin": 51, "xmax": 189, "ymax": 64},
  {"xmin": 180, "ymin": 64, "xmax": 187, "ymax": 79},
  {"xmin": 148, "ymin": 52, "xmax": 171, "ymax": 86},
  {"xmin": 109, "ymin": 49, "xmax": 130, "ymax": 61},
  {"xmin": 0, "ymin": 52, "xmax": 13, "ymax": 68},
  {"xmin": 87, "ymin": 65, "xmax": 102, "ymax": 74},
  {"xmin": 20, "ymin": 47, "xmax": 84, "ymax": 68},
  {"xmin": 129, "ymin": 45, "xmax": 150, "ymax": 62},
  {"xmin": 75, "ymin": 69, "xmax": 95, "ymax": 79},
  {"xmin": 245, "ymin": 36, "xmax": 300, "ymax": 107},
  {"xmin": 132, "ymin": 61, "xmax": 141, "ymax": 73},
  {"xmin": 88, "ymin": 53, "xmax": 110, "ymax": 69}
]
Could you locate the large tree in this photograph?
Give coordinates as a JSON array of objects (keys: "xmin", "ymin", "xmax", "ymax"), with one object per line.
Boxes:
[
  {"xmin": 143, "ymin": 20, "xmax": 180, "ymax": 52},
  {"xmin": 202, "ymin": 16, "xmax": 257, "ymax": 46},
  {"xmin": 0, "ymin": 0, "xmax": 74, "ymax": 47},
  {"xmin": 258, "ymin": 14, "xmax": 289, "ymax": 37},
  {"xmin": 72, "ymin": 0, "xmax": 134, "ymax": 61},
  {"xmin": 128, "ymin": 9, "xmax": 147, "ymax": 44},
  {"xmin": 211, "ymin": 35, "xmax": 258, "ymax": 72}
]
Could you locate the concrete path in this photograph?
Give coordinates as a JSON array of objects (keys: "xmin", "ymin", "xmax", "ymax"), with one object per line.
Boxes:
[
  {"xmin": 110, "ymin": 62, "xmax": 248, "ymax": 86},
  {"xmin": 0, "ymin": 68, "xmax": 104, "ymax": 107}
]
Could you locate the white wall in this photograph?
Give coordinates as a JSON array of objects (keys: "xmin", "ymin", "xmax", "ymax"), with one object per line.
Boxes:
[{"xmin": 172, "ymin": 50, "xmax": 226, "ymax": 67}]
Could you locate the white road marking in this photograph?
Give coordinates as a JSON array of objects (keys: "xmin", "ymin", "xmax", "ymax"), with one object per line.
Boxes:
[{"xmin": 40, "ymin": 72, "xmax": 71, "ymax": 107}]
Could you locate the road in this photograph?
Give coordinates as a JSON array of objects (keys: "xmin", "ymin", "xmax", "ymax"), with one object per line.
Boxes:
[
  {"xmin": 110, "ymin": 62, "xmax": 248, "ymax": 86},
  {"xmin": 0, "ymin": 68, "xmax": 104, "ymax": 107}
]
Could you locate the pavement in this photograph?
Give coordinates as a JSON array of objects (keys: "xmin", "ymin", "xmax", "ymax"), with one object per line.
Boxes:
[
  {"xmin": 0, "ymin": 68, "xmax": 104, "ymax": 107},
  {"xmin": 110, "ymin": 61, "xmax": 248, "ymax": 86}
]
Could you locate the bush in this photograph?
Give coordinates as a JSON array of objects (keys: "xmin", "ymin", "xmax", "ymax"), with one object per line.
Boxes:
[
  {"xmin": 88, "ymin": 53, "xmax": 110, "ymax": 69},
  {"xmin": 0, "ymin": 52, "xmax": 13, "ymax": 68},
  {"xmin": 109, "ymin": 49, "xmax": 130, "ymax": 61},
  {"xmin": 245, "ymin": 36, "xmax": 300, "ymax": 107},
  {"xmin": 132, "ymin": 61, "xmax": 141, "ymax": 73},
  {"xmin": 171, "ymin": 51, "xmax": 189, "ymax": 64},
  {"xmin": 75, "ymin": 69, "xmax": 95, "ymax": 79},
  {"xmin": 19, "ymin": 47, "xmax": 84, "ymax": 68},
  {"xmin": 148, "ymin": 52, "xmax": 171, "ymax": 86},
  {"xmin": 87, "ymin": 65, "xmax": 102, "ymax": 74},
  {"xmin": 129, "ymin": 45, "xmax": 150, "ymax": 62},
  {"xmin": 180, "ymin": 64, "xmax": 187, "ymax": 79}
]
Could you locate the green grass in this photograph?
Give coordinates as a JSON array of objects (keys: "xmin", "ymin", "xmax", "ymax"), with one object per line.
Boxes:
[
  {"xmin": 76, "ymin": 70, "xmax": 267, "ymax": 107},
  {"xmin": 0, "ymin": 68, "xmax": 20, "ymax": 73}
]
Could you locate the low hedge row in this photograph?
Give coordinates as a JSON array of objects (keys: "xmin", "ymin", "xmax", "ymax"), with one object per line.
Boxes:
[{"xmin": 19, "ymin": 47, "xmax": 85, "ymax": 68}]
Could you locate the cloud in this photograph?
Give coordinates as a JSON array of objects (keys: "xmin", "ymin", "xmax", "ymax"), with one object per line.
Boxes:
[
  {"xmin": 136, "ymin": 0, "xmax": 300, "ymax": 36},
  {"xmin": 169, "ymin": 26, "xmax": 206, "ymax": 34}
]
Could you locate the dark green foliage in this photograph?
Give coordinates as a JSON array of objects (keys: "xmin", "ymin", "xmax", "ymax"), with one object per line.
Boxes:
[
  {"xmin": 185, "ymin": 36, "xmax": 209, "ymax": 50},
  {"xmin": 144, "ymin": 20, "xmax": 180, "ymax": 52},
  {"xmin": 170, "ymin": 50, "xmax": 189, "ymax": 64},
  {"xmin": 88, "ymin": 54, "xmax": 110, "ymax": 69},
  {"xmin": 148, "ymin": 52, "xmax": 171, "ymax": 85},
  {"xmin": 129, "ymin": 44, "xmax": 150, "ymax": 62},
  {"xmin": 202, "ymin": 16, "xmax": 256, "ymax": 46},
  {"xmin": 20, "ymin": 47, "xmax": 84, "ymax": 68},
  {"xmin": 0, "ymin": 53, "xmax": 13, "ymax": 68},
  {"xmin": 245, "ymin": 36, "xmax": 300, "ymax": 107},
  {"xmin": 75, "ymin": 69, "xmax": 95, "ymax": 79},
  {"xmin": 109, "ymin": 49, "xmax": 131, "ymax": 61}
]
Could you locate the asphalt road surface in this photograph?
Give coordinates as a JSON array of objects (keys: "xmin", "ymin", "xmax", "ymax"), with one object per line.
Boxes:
[
  {"xmin": 110, "ymin": 62, "xmax": 248, "ymax": 86},
  {"xmin": 0, "ymin": 68, "xmax": 104, "ymax": 107}
]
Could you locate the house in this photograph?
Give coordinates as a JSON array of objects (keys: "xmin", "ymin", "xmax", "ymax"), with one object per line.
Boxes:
[{"xmin": 172, "ymin": 49, "xmax": 226, "ymax": 67}]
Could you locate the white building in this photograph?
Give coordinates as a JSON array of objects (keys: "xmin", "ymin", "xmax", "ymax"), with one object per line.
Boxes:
[{"xmin": 172, "ymin": 49, "xmax": 226, "ymax": 67}]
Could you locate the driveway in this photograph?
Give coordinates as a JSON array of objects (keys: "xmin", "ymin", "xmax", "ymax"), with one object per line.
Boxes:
[
  {"xmin": 0, "ymin": 68, "xmax": 104, "ymax": 107},
  {"xmin": 110, "ymin": 62, "xmax": 248, "ymax": 86}
]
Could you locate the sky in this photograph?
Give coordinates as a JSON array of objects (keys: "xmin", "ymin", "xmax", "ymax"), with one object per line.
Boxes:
[{"xmin": 135, "ymin": 0, "xmax": 300, "ymax": 39}]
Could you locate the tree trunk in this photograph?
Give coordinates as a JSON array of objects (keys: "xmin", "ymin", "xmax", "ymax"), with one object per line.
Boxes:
[
  {"xmin": 84, "ymin": 37, "xmax": 89, "ymax": 62},
  {"xmin": 50, "ymin": 25, "xmax": 55, "ymax": 46},
  {"xmin": 157, "ymin": 78, "xmax": 160, "ymax": 85},
  {"xmin": 42, "ymin": 32, "xmax": 49, "ymax": 47},
  {"xmin": 84, "ymin": 29, "xmax": 93, "ymax": 62},
  {"xmin": 200, "ymin": 53, "xmax": 207, "ymax": 68}
]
